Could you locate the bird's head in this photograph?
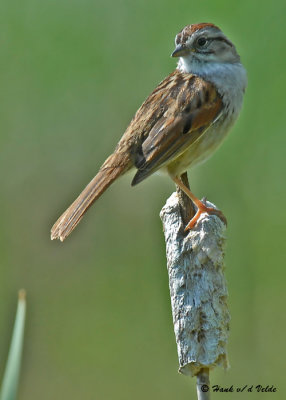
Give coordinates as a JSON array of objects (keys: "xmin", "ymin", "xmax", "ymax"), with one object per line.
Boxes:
[{"xmin": 172, "ymin": 23, "xmax": 240, "ymax": 66}]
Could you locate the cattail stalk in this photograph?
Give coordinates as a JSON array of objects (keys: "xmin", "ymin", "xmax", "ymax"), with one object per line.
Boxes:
[{"xmin": 160, "ymin": 175, "xmax": 229, "ymax": 399}]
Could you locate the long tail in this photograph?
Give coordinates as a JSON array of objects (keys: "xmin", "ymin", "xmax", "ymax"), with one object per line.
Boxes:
[{"xmin": 51, "ymin": 152, "xmax": 132, "ymax": 241}]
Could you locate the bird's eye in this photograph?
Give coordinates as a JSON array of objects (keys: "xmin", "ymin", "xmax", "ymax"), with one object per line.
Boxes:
[{"xmin": 197, "ymin": 37, "xmax": 207, "ymax": 47}]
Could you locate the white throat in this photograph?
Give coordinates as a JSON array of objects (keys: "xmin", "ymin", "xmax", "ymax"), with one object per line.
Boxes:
[{"xmin": 178, "ymin": 57, "xmax": 247, "ymax": 113}]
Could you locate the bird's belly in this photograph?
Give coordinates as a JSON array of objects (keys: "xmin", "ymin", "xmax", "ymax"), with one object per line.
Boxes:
[{"xmin": 166, "ymin": 116, "xmax": 235, "ymax": 176}]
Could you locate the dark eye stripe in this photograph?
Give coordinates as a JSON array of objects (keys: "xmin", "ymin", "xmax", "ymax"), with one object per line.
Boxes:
[
  {"xmin": 199, "ymin": 50, "xmax": 215, "ymax": 54},
  {"xmin": 195, "ymin": 36, "xmax": 233, "ymax": 53},
  {"xmin": 211, "ymin": 36, "xmax": 233, "ymax": 47}
]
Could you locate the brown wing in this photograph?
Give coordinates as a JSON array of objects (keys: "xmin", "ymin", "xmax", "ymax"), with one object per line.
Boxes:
[
  {"xmin": 50, "ymin": 69, "xmax": 222, "ymax": 241},
  {"xmin": 128, "ymin": 70, "xmax": 222, "ymax": 185}
]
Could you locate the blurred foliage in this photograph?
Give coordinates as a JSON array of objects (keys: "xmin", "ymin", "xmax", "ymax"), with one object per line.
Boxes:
[
  {"xmin": 0, "ymin": 0, "xmax": 285, "ymax": 399},
  {"xmin": 1, "ymin": 291, "xmax": 26, "ymax": 400}
]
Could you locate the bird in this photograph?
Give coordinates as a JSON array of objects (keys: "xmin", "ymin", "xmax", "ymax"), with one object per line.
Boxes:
[{"xmin": 51, "ymin": 22, "xmax": 247, "ymax": 242}]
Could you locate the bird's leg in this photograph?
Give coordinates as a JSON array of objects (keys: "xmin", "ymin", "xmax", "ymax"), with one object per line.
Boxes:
[{"xmin": 172, "ymin": 176, "xmax": 227, "ymax": 230}]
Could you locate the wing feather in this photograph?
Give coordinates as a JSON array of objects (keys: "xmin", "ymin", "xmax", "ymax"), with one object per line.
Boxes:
[{"xmin": 131, "ymin": 72, "xmax": 222, "ymax": 185}]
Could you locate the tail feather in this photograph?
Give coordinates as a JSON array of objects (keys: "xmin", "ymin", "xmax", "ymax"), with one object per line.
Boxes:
[{"xmin": 51, "ymin": 153, "xmax": 131, "ymax": 241}]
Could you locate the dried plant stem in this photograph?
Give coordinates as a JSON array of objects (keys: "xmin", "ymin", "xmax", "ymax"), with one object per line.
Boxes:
[
  {"xmin": 175, "ymin": 172, "xmax": 195, "ymax": 225},
  {"xmin": 196, "ymin": 368, "xmax": 211, "ymax": 400},
  {"xmin": 160, "ymin": 174, "xmax": 229, "ymax": 399}
]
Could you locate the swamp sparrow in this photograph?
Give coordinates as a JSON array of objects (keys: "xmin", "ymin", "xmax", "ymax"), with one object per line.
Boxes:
[{"xmin": 51, "ymin": 23, "xmax": 247, "ymax": 241}]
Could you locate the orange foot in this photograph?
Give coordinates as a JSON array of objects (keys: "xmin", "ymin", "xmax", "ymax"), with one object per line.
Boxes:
[
  {"xmin": 185, "ymin": 202, "xmax": 227, "ymax": 231},
  {"xmin": 171, "ymin": 176, "xmax": 227, "ymax": 231}
]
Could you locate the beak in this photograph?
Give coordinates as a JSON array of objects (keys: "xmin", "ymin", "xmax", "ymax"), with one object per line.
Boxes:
[{"xmin": 171, "ymin": 44, "xmax": 190, "ymax": 57}]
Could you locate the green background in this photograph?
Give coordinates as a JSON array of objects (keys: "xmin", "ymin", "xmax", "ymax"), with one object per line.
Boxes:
[{"xmin": 0, "ymin": 0, "xmax": 285, "ymax": 398}]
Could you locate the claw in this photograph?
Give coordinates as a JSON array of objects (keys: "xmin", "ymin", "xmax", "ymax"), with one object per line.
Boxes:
[
  {"xmin": 185, "ymin": 204, "xmax": 227, "ymax": 231},
  {"xmin": 172, "ymin": 175, "xmax": 227, "ymax": 230}
]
